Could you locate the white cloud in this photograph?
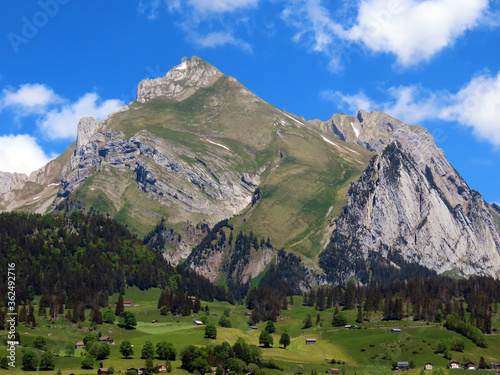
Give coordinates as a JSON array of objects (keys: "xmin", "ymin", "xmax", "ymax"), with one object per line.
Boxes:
[
  {"xmin": 1, "ymin": 83, "xmax": 62, "ymax": 114},
  {"xmin": 38, "ymin": 93, "xmax": 124, "ymax": 140},
  {"xmin": 0, "ymin": 134, "xmax": 55, "ymax": 174},
  {"xmin": 282, "ymin": 0, "xmax": 349, "ymax": 70},
  {"xmin": 439, "ymin": 71, "xmax": 500, "ymax": 146},
  {"xmin": 187, "ymin": 0, "xmax": 259, "ymax": 13},
  {"xmin": 192, "ymin": 31, "xmax": 252, "ymax": 52},
  {"xmin": 321, "ymin": 90, "xmax": 376, "ymax": 113},
  {"xmin": 323, "ymin": 70, "xmax": 500, "ymax": 146},
  {"xmin": 348, "ymin": 0, "xmax": 490, "ymax": 66},
  {"xmin": 282, "ymin": 0, "xmax": 496, "ymax": 68},
  {"xmin": 137, "ymin": 0, "xmax": 259, "ymax": 52}
]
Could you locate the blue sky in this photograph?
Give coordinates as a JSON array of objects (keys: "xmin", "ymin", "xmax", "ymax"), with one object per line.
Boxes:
[{"xmin": 0, "ymin": 0, "xmax": 499, "ymax": 203}]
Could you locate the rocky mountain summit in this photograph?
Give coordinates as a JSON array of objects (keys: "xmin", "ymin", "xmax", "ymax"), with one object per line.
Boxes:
[
  {"xmin": 1, "ymin": 56, "xmax": 499, "ymax": 283},
  {"xmin": 137, "ymin": 56, "xmax": 224, "ymax": 103},
  {"xmin": 316, "ymin": 111, "xmax": 500, "ymax": 279}
]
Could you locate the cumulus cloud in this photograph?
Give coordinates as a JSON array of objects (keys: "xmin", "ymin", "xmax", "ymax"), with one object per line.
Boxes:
[
  {"xmin": 282, "ymin": 0, "xmax": 496, "ymax": 68},
  {"xmin": 322, "ymin": 70, "xmax": 500, "ymax": 146},
  {"xmin": 0, "ymin": 83, "xmax": 124, "ymax": 173},
  {"xmin": 192, "ymin": 31, "xmax": 252, "ymax": 52},
  {"xmin": 38, "ymin": 93, "xmax": 124, "ymax": 140},
  {"xmin": 187, "ymin": 0, "xmax": 259, "ymax": 13},
  {"xmin": 348, "ymin": 0, "xmax": 490, "ymax": 66},
  {"xmin": 439, "ymin": 71, "xmax": 500, "ymax": 146},
  {"xmin": 1, "ymin": 83, "xmax": 62, "ymax": 114},
  {"xmin": 0, "ymin": 134, "xmax": 55, "ymax": 174},
  {"xmin": 321, "ymin": 90, "xmax": 376, "ymax": 113},
  {"xmin": 137, "ymin": 0, "xmax": 259, "ymax": 52}
]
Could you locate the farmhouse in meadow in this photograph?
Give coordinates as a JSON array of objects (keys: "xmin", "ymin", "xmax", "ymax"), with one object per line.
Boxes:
[
  {"xmin": 305, "ymin": 338, "xmax": 317, "ymax": 344},
  {"xmin": 193, "ymin": 320, "xmax": 204, "ymax": 326},
  {"xmin": 97, "ymin": 368, "xmax": 108, "ymax": 375},
  {"xmin": 391, "ymin": 328, "xmax": 401, "ymax": 333},
  {"xmin": 465, "ymin": 362, "xmax": 475, "ymax": 370},
  {"xmin": 75, "ymin": 341, "xmax": 85, "ymax": 350},
  {"xmin": 326, "ymin": 368, "xmax": 340, "ymax": 374},
  {"xmin": 425, "ymin": 363, "xmax": 433, "ymax": 371},
  {"xmin": 98, "ymin": 336, "xmax": 114, "ymax": 343},
  {"xmin": 450, "ymin": 361, "xmax": 461, "ymax": 369},
  {"xmin": 397, "ymin": 362, "xmax": 409, "ymax": 370},
  {"xmin": 123, "ymin": 301, "xmax": 133, "ymax": 306}
]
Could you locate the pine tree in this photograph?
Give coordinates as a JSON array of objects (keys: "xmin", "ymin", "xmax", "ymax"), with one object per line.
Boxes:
[
  {"xmin": 115, "ymin": 294, "xmax": 124, "ymax": 316},
  {"xmin": 356, "ymin": 306, "xmax": 363, "ymax": 323}
]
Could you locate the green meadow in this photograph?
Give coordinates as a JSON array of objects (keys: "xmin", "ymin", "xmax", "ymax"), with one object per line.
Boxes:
[{"xmin": 1, "ymin": 289, "xmax": 499, "ymax": 375}]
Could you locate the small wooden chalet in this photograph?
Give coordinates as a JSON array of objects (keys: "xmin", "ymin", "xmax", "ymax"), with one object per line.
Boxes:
[
  {"xmin": 305, "ymin": 338, "xmax": 317, "ymax": 345},
  {"xmin": 98, "ymin": 336, "xmax": 114, "ymax": 343},
  {"xmin": 397, "ymin": 362, "xmax": 409, "ymax": 370},
  {"xmin": 326, "ymin": 368, "xmax": 340, "ymax": 374},
  {"xmin": 75, "ymin": 341, "xmax": 85, "ymax": 350}
]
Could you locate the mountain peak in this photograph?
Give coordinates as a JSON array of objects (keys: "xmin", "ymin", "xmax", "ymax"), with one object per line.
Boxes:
[{"xmin": 136, "ymin": 56, "xmax": 224, "ymax": 103}]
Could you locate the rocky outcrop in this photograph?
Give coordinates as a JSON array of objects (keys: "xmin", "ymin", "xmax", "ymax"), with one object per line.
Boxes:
[
  {"xmin": 136, "ymin": 56, "xmax": 224, "ymax": 103},
  {"xmin": 320, "ymin": 141, "xmax": 500, "ymax": 281},
  {"xmin": 0, "ymin": 149, "xmax": 71, "ymax": 212},
  {"xmin": 59, "ymin": 119, "xmax": 261, "ymax": 225}
]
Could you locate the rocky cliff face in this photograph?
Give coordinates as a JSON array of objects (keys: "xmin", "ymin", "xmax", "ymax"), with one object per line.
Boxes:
[
  {"xmin": 0, "ymin": 149, "xmax": 72, "ymax": 213},
  {"xmin": 136, "ymin": 56, "xmax": 224, "ymax": 103},
  {"xmin": 319, "ymin": 138, "xmax": 500, "ymax": 280},
  {"xmin": 2, "ymin": 56, "xmax": 499, "ymax": 283}
]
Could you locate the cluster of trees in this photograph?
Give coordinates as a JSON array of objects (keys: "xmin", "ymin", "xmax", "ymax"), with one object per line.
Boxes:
[
  {"xmin": 180, "ymin": 338, "xmax": 264, "ymax": 375},
  {"xmin": 296, "ymin": 276, "xmax": 499, "ymax": 338},
  {"xmin": 444, "ymin": 313, "xmax": 487, "ymax": 348},
  {"xmin": 246, "ymin": 286, "xmax": 288, "ymax": 324},
  {"xmin": 157, "ymin": 289, "xmax": 203, "ymax": 316},
  {"xmin": 0, "ymin": 212, "xmax": 229, "ymax": 325}
]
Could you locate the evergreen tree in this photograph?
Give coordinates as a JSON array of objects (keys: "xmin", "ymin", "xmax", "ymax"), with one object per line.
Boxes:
[
  {"xmin": 302, "ymin": 314, "xmax": 312, "ymax": 329},
  {"xmin": 356, "ymin": 306, "xmax": 363, "ymax": 323},
  {"xmin": 115, "ymin": 294, "xmax": 124, "ymax": 316},
  {"xmin": 478, "ymin": 356, "xmax": 487, "ymax": 369},
  {"xmin": 316, "ymin": 313, "xmax": 321, "ymax": 325},
  {"xmin": 279, "ymin": 332, "xmax": 291, "ymax": 349},
  {"xmin": 265, "ymin": 320, "xmax": 276, "ymax": 333}
]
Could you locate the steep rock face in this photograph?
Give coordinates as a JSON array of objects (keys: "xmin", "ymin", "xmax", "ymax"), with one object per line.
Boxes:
[
  {"xmin": 0, "ymin": 149, "xmax": 72, "ymax": 213},
  {"xmin": 136, "ymin": 56, "xmax": 224, "ymax": 103},
  {"xmin": 319, "ymin": 142, "xmax": 500, "ymax": 281},
  {"xmin": 58, "ymin": 117, "xmax": 261, "ymax": 226},
  {"xmin": 319, "ymin": 110, "xmax": 470, "ymax": 211}
]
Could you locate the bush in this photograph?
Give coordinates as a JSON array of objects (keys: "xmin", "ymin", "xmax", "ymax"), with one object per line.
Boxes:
[
  {"xmin": 205, "ymin": 324, "xmax": 217, "ymax": 339},
  {"xmin": 332, "ymin": 312, "xmax": 348, "ymax": 327}
]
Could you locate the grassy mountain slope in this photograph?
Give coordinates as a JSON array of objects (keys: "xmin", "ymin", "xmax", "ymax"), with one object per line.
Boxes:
[{"xmin": 57, "ymin": 59, "xmax": 372, "ymax": 270}]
